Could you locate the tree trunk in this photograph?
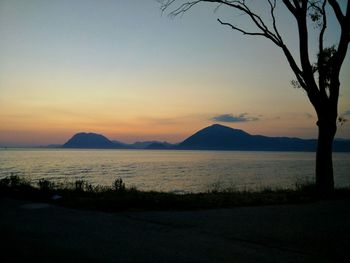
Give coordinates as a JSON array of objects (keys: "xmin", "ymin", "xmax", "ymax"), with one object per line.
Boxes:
[{"xmin": 315, "ymin": 119, "xmax": 337, "ymax": 195}]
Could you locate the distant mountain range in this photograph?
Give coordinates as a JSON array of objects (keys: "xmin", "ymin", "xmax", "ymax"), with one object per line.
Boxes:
[
  {"xmin": 61, "ymin": 124, "xmax": 350, "ymax": 152},
  {"xmin": 62, "ymin": 133, "xmax": 173, "ymax": 150}
]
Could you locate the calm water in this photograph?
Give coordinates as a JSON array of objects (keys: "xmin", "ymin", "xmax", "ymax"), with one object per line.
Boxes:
[{"xmin": 0, "ymin": 149, "xmax": 349, "ymax": 193}]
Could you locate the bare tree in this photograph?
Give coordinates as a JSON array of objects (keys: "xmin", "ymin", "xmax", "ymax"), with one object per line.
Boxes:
[{"xmin": 160, "ymin": 0, "xmax": 349, "ymax": 194}]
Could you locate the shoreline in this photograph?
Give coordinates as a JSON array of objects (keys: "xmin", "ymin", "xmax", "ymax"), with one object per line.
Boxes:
[{"xmin": 1, "ymin": 175, "xmax": 350, "ymax": 212}]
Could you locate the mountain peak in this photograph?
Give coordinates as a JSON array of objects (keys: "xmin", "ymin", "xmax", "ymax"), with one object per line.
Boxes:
[
  {"xmin": 203, "ymin": 124, "xmax": 251, "ymax": 136},
  {"xmin": 179, "ymin": 124, "xmax": 251, "ymax": 149},
  {"xmin": 209, "ymin": 123, "xmax": 231, "ymax": 128},
  {"xmin": 63, "ymin": 132, "xmax": 119, "ymax": 149}
]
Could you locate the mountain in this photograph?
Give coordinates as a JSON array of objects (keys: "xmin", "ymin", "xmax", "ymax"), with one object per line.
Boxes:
[
  {"xmin": 61, "ymin": 126, "xmax": 350, "ymax": 151},
  {"xmin": 131, "ymin": 141, "xmax": 162, "ymax": 149},
  {"xmin": 42, "ymin": 144, "xmax": 62, "ymax": 148},
  {"xmin": 63, "ymin": 132, "xmax": 125, "ymax": 149},
  {"xmin": 111, "ymin": 140, "xmax": 129, "ymax": 147},
  {"xmin": 333, "ymin": 139, "xmax": 350, "ymax": 152},
  {"xmin": 178, "ymin": 124, "xmax": 350, "ymax": 152},
  {"xmin": 113, "ymin": 140, "xmax": 175, "ymax": 149},
  {"xmin": 145, "ymin": 142, "xmax": 174, "ymax": 149},
  {"xmin": 62, "ymin": 134, "xmax": 174, "ymax": 149}
]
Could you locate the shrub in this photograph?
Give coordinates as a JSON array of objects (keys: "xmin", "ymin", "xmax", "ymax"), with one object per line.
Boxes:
[
  {"xmin": 295, "ymin": 180, "xmax": 316, "ymax": 193},
  {"xmin": 0, "ymin": 174, "xmax": 30, "ymax": 188},
  {"xmin": 75, "ymin": 179, "xmax": 86, "ymax": 192},
  {"xmin": 0, "ymin": 177, "xmax": 11, "ymax": 188},
  {"xmin": 9, "ymin": 174, "xmax": 21, "ymax": 187},
  {"xmin": 113, "ymin": 178, "xmax": 125, "ymax": 193},
  {"xmin": 73, "ymin": 179, "xmax": 95, "ymax": 192},
  {"xmin": 38, "ymin": 179, "xmax": 55, "ymax": 192},
  {"xmin": 85, "ymin": 182, "xmax": 94, "ymax": 192}
]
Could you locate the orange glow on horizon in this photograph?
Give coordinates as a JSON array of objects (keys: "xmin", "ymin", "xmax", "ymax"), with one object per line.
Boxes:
[{"xmin": 1, "ymin": 0, "xmax": 349, "ymax": 146}]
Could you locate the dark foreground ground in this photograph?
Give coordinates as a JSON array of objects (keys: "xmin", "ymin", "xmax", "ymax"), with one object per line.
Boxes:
[{"xmin": 1, "ymin": 198, "xmax": 349, "ymax": 262}]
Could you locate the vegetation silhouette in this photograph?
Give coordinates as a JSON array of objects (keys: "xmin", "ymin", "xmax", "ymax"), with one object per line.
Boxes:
[
  {"xmin": 2, "ymin": 175, "xmax": 350, "ymax": 211},
  {"xmin": 160, "ymin": 0, "xmax": 350, "ymax": 195}
]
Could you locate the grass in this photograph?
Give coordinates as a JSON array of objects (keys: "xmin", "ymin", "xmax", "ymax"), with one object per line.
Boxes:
[{"xmin": 1, "ymin": 175, "xmax": 350, "ymax": 212}]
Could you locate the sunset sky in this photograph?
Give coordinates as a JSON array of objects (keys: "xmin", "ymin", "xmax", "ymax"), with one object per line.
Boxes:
[{"xmin": 1, "ymin": 0, "xmax": 350, "ymax": 146}]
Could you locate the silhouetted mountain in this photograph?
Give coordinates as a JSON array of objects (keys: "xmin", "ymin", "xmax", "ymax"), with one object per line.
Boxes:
[
  {"xmin": 61, "ymin": 126, "xmax": 349, "ymax": 151},
  {"xmin": 63, "ymin": 133, "xmax": 125, "ymax": 149},
  {"xmin": 333, "ymin": 139, "xmax": 350, "ymax": 152},
  {"xmin": 178, "ymin": 124, "xmax": 350, "ymax": 152},
  {"xmin": 111, "ymin": 140, "xmax": 128, "ymax": 147},
  {"xmin": 62, "ymin": 134, "xmax": 175, "ymax": 149},
  {"xmin": 42, "ymin": 144, "xmax": 62, "ymax": 148},
  {"xmin": 131, "ymin": 141, "xmax": 162, "ymax": 149},
  {"xmin": 145, "ymin": 142, "xmax": 174, "ymax": 149}
]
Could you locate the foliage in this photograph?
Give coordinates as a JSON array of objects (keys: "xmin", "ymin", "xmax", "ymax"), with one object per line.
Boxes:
[
  {"xmin": 0, "ymin": 174, "xmax": 31, "ymax": 189},
  {"xmin": 75, "ymin": 179, "xmax": 86, "ymax": 192},
  {"xmin": 38, "ymin": 179, "xmax": 56, "ymax": 192},
  {"xmin": 1, "ymin": 175, "xmax": 350, "ymax": 212},
  {"xmin": 113, "ymin": 178, "xmax": 126, "ymax": 193}
]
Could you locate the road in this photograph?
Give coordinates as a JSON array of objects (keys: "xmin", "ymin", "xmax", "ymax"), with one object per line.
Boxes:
[{"xmin": 1, "ymin": 198, "xmax": 349, "ymax": 262}]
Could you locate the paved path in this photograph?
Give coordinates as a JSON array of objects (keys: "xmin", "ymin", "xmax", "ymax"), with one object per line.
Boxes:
[{"xmin": 1, "ymin": 198, "xmax": 349, "ymax": 262}]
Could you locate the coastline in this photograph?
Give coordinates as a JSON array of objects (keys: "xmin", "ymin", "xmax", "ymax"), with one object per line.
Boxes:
[{"xmin": 1, "ymin": 175, "xmax": 350, "ymax": 212}]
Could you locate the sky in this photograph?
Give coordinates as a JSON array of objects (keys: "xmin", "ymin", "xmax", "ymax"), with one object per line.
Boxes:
[{"xmin": 1, "ymin": 0, "xmax": 349, "ymax": 146}]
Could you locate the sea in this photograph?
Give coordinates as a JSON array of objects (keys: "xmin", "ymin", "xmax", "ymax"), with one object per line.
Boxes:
[{"xmin": 0, "ymin": 148, "xmax": 349, "ymax": 193}]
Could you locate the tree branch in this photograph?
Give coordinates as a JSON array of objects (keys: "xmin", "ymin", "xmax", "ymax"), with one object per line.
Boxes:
[
  {"xmin": 328, "ymin": 1, "xmax": 350, "ymax": 105},
  {"xmin": 318, "ymin": 1, "xmax": 327, "ymax": 54},
  {"xmin": 330, "ymin": 0, "xmax": 350, "ymax": 73},
  {"xmin": 318, "ymin": 0, "xmax": 328, "ymax": 98},
  {"xmin": 217, "ymin": 18, "xmax": 283, "ymax": 46},
  {"xmin": 290, "ymin": 1, "xmax": 319, "ymax": 97},
  {"xmin": 282, "ymin": 0, "xmax": 297, "ymax": 15},
  {"xmin": 162, "ymin": 0, "xmax": 350, "ymax": 107},
  {"xmin": 292, "ymin": 0, "xmax": 302, "ymax": 9},
  {"xmin": 217, "ymin": 19, "xmax": 266, "ymax": 37},
  {"xmin": 328, "ymin": 0, "xmax": 345, "ymax": 25},
  {"xmin": 268, "ymin": 0, "xmax": 283, "ymax": 44},
  {"xmin": 164, "ymin": 1, "xmax": 285, "ymax": 45},
  {"xmin": 281, "ymin": 45, "xmax": 306, "ymax": 89}
]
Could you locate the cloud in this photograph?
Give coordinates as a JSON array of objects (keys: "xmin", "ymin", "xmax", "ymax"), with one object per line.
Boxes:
[{"xmin": 212, "ymin": 113, "xmax": 260, "ymax": 123}]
